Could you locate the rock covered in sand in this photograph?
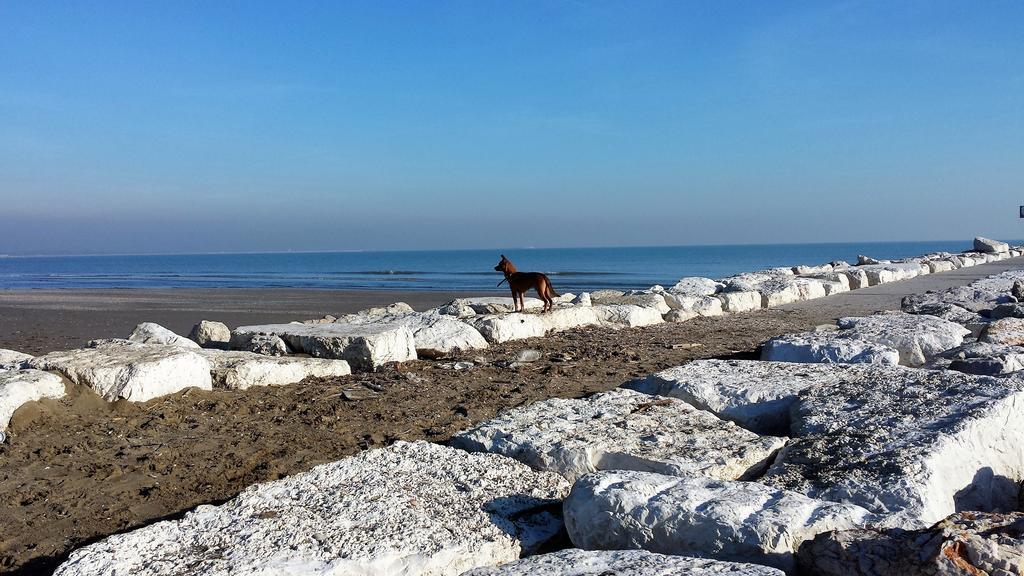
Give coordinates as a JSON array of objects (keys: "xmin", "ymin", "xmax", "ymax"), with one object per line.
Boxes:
[
  {"xmin": 0, "ymin": 369, "xmax": 66, "ymax": 431},
  {"xmin": 231, "ymin": 322, "xmax": 416, "ymax": 371},
  {"xmin": 54, "ymin": 441, "xmax": 568, "ymax": 576},
  {"xmin": 762, "ymin": 366, "xmax": 1024, "ymax": 528},
  {"xmin": 127, "ymin": 322, "xmax": 201, "ymax": 349},
  {"xmin": 451, "ymin": 388, "xmax": 785, "ymax": 482},
  {"xmin": 564, "ymin": 470, "xmax": 876, "ymax": 573},
  {"xmin": 760, "ymin": 331, "xmax": 901, "ymax": 365},
  {"xmin": 981, "ymin": 317, "xmax": 1024, "ymax": 346},
  {"xmin": 188, "ymin": 320, "xmax": 231, "ymax": 348},
  {"xmin": 797, "ymin": 511, "xmax": 1024, "ymax": 576},
  {"xmin": 198, "ymin": 350, "xmax": 351, "ymax": 390},
  {"xmin": 836, "ymin": 312, "xmax": 969, "ymax": 366},
  {"xmin": 461, "ymin": 549, "xmax": 785, "ymax": 576},
  {"xmin": 27, "ymin": 340, "xmax": 212, "ymax": 402}
]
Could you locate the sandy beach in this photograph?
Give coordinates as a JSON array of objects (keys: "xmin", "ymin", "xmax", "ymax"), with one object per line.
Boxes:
[
  {"xmin": 0, "ymin": 289, "xmax": 493, "ymax": 356},
  {"xmin": 1, "ymin": 256, "xmax": 1022, "ymax": 574}
]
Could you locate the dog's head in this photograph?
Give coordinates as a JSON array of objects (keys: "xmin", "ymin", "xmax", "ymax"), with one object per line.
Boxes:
[{"xmin": 494, "ymin": 254, "xmax": 512, "ymax": 273}]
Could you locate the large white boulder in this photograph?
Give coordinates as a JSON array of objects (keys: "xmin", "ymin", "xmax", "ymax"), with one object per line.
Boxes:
[
  {"xmin": 717, "ymin": 291, "xmax": 762, "ymax": 313},
  {"xmin": 762, "ymin": 366, "xmax": 1024, "ymax": 528},
  {"xmin": 0, "ymin": 369, "xmax": 66, "ymax": 431},
  {"xmin": 804, "ymin": 272, "xmax": 850, "ymax": 295},
  {"xmin": 537, "ymin": 306, "xmax": 602, "ymax": 333},
  {"xmin": 591, "ymin": 291, "xmax": 670, "ymax": 314},
  {"xmin": 440, "ymin": 297, "xmax": 546, "ymax": 317},
  {"xmin": 461, "ymin": 549, "xmax": 785, "ymax": 576},
  {"xmin": 451, "ymin": 388, "xmax": 785, "ymax": 482},
  {"xmin": 564, "ymin": 470, "xmax": 876, "ymax": 573},
  {"xmin": 836, "ymin": 312, "xmax": 969, "ymax": 366},
  {"xmin": 857, "ymin": 263, "xmax": 927, "ymax": 286},
  {"xmin": 624, "ymin": 360, "xmax": 875, "ymax": 436},
  {"xmin": 228, "ymin": 332, "xmax": 291, "ymax": 356},
  {"xmin": 0, "ymin": 349, "xmax": 33, "ymax": 370},
  {"xmin": 661, "ymin": 294, "xmax": 723, "ymax": 321},
  {"xmin": 926, "ymin": 259, "xmax": 956, "ymax": 273},
  {"xmin": 975, "ymin": 236, "xmax": 1010, "ymax": 253},
  {"xmin": 798, "ymin": 511, "xmax": 1024, "ymax": 576},
  {"xmin": 54, "ymin": 441, "xmax": 568, "ymax": 576},
  {"xmin": 668, "ymin": 277, "xmax": 724, "ymax": 297},
  {"xmin": 592, "ymin": 304, "xmax": 664, "ymax": 327},
  {"xmin": 755, "ymin": 276, "xmax": 804, "ymax": 308},
  {"xmin": 760, "ymin": 331, "xmax": 901, "ymax": 365},
  {"xmin": 835, "ymin": 267, "xmax": 870, "ymax": 290},
  {"xmin": 198, "ymin": 350, "xmax": 351, "ymax": 390},
  {"xmin": 334, "ymin": 305, "xmax": 488, "ymax": 358},
  {"xmin": 28, "ymin": 340, "xmax": 212, "ymax": 402},
  {"xmin": 231, "ymin": 322, "xmax": 416, "ymax": 371},
  {"xmin": 127, "ymin": 322, "xmax": 201, "ymax": 349},
  {"xmin": 472, "ymin": 314, "xmax": 547, "ymax": 343},
  {"xmin": 188, "ymin": 320, "xmax": 231, "ymax": 348}
]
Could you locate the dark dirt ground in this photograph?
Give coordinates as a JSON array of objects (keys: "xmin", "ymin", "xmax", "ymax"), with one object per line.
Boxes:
[{"xmin": 2, "ymin": 257, "xmax": 1023, "ymax": 575}]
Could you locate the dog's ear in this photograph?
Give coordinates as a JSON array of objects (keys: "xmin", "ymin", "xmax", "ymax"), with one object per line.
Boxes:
[{"xmin": 500, "ymin": 254, "xmax": 507, "ymax": 260}]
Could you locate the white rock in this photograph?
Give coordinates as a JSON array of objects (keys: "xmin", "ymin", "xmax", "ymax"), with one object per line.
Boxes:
[
  {"xmin": 28, "ymin": 340, "xmax": 212, "ymax": 402},
  {"xmin": 472, "ymin": 314, "xmax": 547, "ymax": 343},
  {"xmin": 836, "ymin": 312, "xmax": 969, "ymax": 366},
  {"xmin": 457, "ymin": 297, "xmax": 546, "ymax": 315},
  {"xmin": 188, "ymin": 320, "xmax": 231, "ymax": 348},
  {"xmin": 835, "ymin": 267, "xmax": 870, "ymax": 290},
  {"xmin": 564, "ymin": 470, "xmax": 876, "ymax": 573},
  {"xmin": 668, "ymin": 277, "xmax": 724, "ymax": 297},
  {"xmin": 54, "ymin": 441, "xmax": 569, "ymax": 576},
  {"xmin": 624, "ymin": 360, "xmax": 878, "ymax": 436},
  {"xmin": 451, "ymin": 388, "xmax": 785, "ymax": 483},
  {"xmin": 857, "ymin": 263, "xmax": 923, "ymax": 285},
  {"xmin": 570, "ymin": 292, "xmax": 591, "ymax": 306},
  {"xmin": 926, "ymin": 259, "xmax": 956, "ymax": 273},
  {"xmin": 198, "ymin": 350, "xmax": 351, "ymax": 390},
  {"xmin": 804, "ymin": 273, "xmax": 850, "ymax": 295},
  {"xmin": 229, "ymin": 332, "xmax": 291, "ymax": 356},
  {"xmin": 231, "ymin": 322, "xmax": 416, "ymax": 371},
  {"xmin": 975, "ymin": 236, "xmax": 1010, "ymax": 253},
  {"xmin": 661, "ymin": 294, "xmax": 723, "ymax": 319},
  {"xmin": 591, "ymin": 291, "xmax": 670, "ymax": 314},
  {"xmin": 335, "ymin": 305, "xmax": 488, "ymax": 358},
  {"xmin": 127, "ymin": 322, "xmax": 201, "ymax": 349},
  {"xmin": 793, "ymin": 264, "xmax": 833, "ymax": 275},
  {"xmin": 593, "ymin": 304, "xmax": 664, "ymax": 327},
  {"xmin": 537, "ymin": 306, "xmax": 602, "ymax": 333},
  {"xmin": 460, "ymin": 549, "xmax": 785, "ymax": 576},
  {"xmin": 0, "ymin": 369, "xmax": 66, "ymax": 431},
  {"xmin": 0, "ymin": 349, "xmax": 33, "ymax": 370},
  {"xmin": 717, "ymin": 291, "xmax": 762, "ymax": 313},
  {"xmin": 762, "ymin": 366, "xmax": 1024, "ymax": 528},
  {"xmin": 760, "ymin": 331, "xmax": 901, "ymax": 365}
]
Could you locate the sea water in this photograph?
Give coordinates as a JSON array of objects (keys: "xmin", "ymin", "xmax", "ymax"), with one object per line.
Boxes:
[{"xmin": 0, "ymin": 240, "xmax": 1012, "ymax": 292}]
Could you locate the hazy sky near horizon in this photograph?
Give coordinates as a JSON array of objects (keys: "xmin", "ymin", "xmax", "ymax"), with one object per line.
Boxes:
[{"xmin": 2, "ymin": 1, "xmax": 1023, "ymax": 254}]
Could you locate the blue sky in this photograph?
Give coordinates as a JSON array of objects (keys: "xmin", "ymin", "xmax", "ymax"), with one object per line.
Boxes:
[{"xmin": 1, "ymin": 1, "xmax": 1022, "ymax": 254}]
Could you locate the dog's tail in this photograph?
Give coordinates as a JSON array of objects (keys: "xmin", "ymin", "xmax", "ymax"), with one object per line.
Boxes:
[{"xmin": 543, "ymin": 274, "xmax": 560, "ymax": 298}]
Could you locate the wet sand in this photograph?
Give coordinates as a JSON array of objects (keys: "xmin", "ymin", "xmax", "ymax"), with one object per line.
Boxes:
[{"xmin": 1, "ymin": 257, "xmax": 1022, "ymax": 574}]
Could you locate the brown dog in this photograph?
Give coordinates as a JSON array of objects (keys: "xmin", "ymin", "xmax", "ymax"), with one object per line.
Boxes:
[{"xmin": 494, "ymin": 254, "xmax": 560, "ymax": 312}]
